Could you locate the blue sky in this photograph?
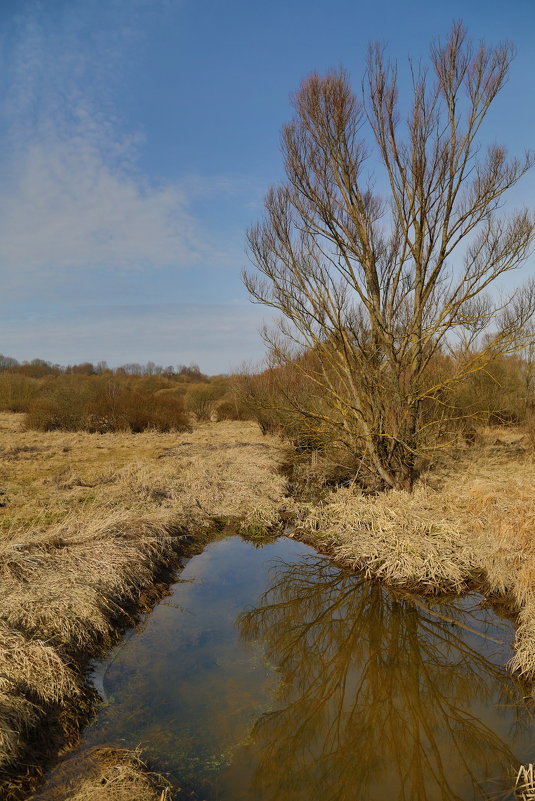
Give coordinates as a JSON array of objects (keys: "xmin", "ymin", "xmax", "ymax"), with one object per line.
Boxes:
[{"xmin": 0, "ymin": 0, "xmax": 533, "ymax": 373}]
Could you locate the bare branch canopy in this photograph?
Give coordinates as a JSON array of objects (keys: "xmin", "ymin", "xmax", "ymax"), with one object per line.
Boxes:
[{"xmin": 244, "ymin": 23, "xmax": 535, "ymax": 490}]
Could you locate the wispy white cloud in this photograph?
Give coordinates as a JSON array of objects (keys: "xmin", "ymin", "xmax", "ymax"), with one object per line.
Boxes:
[
  {"xmin": 0, "ymin": 0, "xmax": 208, "ymax": 278},
  {"xmin": 0, "ymin": 0, "xmax": 269, "ymax": 367},
  {"xmin": 0, "ymin": 136, "xmax": 204, "ymax": 271}
]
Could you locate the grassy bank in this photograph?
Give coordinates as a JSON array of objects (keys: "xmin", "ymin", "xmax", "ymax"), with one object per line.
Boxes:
[
  {"xmin": 294, "ymin": 427, "xmax": 535, "ymax": 680},
  {"xmin": 2, "ymin": 411, "xmax": 534, "ymax": 798},
  {"xmin": 0, "ymin": 414, "xmax": 289, "ymax": 799}
]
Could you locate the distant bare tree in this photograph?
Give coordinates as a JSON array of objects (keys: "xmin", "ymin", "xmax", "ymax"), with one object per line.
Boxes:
[
  {"xmin": 0, "ymin": 354, "xmax": 19, "ymax": 371},
  {"xmin": 244, "ymin": 23, "xmax": 535, "ymax": 489},
  {"xmin": 95, "ymin": 360, "xmax": 109, "ymax": 375},
  {"xmin": 116, "ymin": 362, "xmax": 143, "ymax": 376}
]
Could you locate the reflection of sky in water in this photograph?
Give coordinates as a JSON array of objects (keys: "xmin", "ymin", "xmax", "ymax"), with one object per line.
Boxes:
[{"xmin": 79, "ymin": 536, "xmax": 532, "ymax": 801}]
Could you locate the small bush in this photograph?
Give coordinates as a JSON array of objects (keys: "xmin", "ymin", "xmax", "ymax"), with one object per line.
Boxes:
[
  {"xmin": 450, "ymin": 357, "xmax": 527, "ymax": 426},
  {"xmin": 26, "ymin": 397, "xmax": 85, "ymax": 431},
  {"xmin": 25, "ymin": 377, "xmax": 190, "ymax": 433},
  {"xmin": 0, "ymin": 374, "xmax": 40, "ymax": 413},
  {"xmin": 215, "ymin": 398, "xmax": 250, "ymax": 421},
  {"xmin": 99, "ymin": 390, "xmax": 189, "ymax": 433},
  {"xmin": 185, "ymin": 384, "xmax": 226, "ymax": 421},
  {"xmin": 25, "ymin": 376, "xmax": 93, "ymax": 430}
]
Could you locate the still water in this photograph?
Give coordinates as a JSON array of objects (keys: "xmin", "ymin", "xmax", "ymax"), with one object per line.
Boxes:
[{"xmin": 82, "ymin": 536, "xmax": 531, "ymax": 800}]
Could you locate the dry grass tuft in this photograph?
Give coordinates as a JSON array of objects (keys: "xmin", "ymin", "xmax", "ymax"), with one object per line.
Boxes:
[
  {"xmin": 510, "ymin": 602, "xmax": 535, "ymax": 680},
  {"xmin": 0, "ymin": 623, "xmax": 79, "ymax": 769},
  {"xmin": 29, "ymin": 747, "xmax": 174, "ymax": 801},
  {"xmin": 299, "ymin": 484, "xmax": 479, "ymax": 593},
  {"xmin": 0, "ymin": 513, "xmax": 180, "ymax": 652}
]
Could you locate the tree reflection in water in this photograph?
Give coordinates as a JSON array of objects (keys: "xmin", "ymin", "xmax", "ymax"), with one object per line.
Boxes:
[{"xmin": 228, "ymin": 557, "xmax": 531, "ymax": 801}]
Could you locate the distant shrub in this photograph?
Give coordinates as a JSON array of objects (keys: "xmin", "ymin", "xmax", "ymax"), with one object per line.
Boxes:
[
  {"xmin": 449, "ymin": 357, "xmax": 528, "ymax": 427},
  {"xmin": 68, "ymin": 362, "xmax": 95, "ymax": 375},
  {"xmin": 25, "ymin": 376, "xmax": 190, "ymax": 433},
  {"xmin": 90, "ymin": 389, "xmax": 189, "ymax": 433},
  {"xmin": 26, "ymin": 376, "xmax": 97, "ymax": 431},
  {"xmin": 236, "ymin": 369, "xmax": 313, "ymax": 437},
  {"xmin": 26, "ymin": 397, "xmax": 86, "ymax": 431},
  {"xmin": 184, "ymin": 384, "xmax": 226, "ymax": 421},
  {"xmin": 215, "ymin": 399, "xmax": 249, "ymax": 421},
  {"xmin": 0, "ymin": 374, "xmax": 40, "ymax": 413},
  {"xmin": 16, "ymin": 359, "xmax": 62, "ymax": 378}
]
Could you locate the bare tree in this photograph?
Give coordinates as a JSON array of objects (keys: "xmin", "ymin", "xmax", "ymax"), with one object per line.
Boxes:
[{"xmin": 244, "ymin": 23, "xmax": 535, "ymax": 490}]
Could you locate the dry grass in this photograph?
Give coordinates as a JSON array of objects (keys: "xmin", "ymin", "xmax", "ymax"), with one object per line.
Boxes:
[
  {"xmin": 0, "ymin": 514, "xmax": 181, "ymax": 653},
  {"xmin": 0, "ymin": 624, "xmax": 80, "ymax": 770},
  {"xmin": 298, "ymin": 483, "xmax": 479, "ymax": 593},
  {"xmin": 516, "ymin": 764, "xmax": 535, "ymax": 801},
  {"xmin": 0, "ymin": 513, "xmax": 180, "ymax": 793},
  {"xmin": 0, "ymin": 413, "xmax": 289, "ymax": 795},
  {"xmin": 296, "ymin": 428, "xmax": 535, "ymax": 679},
  {"xmin": 0, "ymin": 414, "xmax": 287, "ymax": 533},
  {"xmin": 30, "ymin": 747, "xmax": 174, "ymax": 801},
  {"xmin": 3, "ymin": 409, "xmax": 534, "ymax": 794}
]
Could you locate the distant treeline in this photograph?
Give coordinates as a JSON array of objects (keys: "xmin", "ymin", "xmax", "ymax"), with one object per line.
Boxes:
[
  {"xmin": 4, "ymin": 350, "xmax": 532, "ymax": 456},
  {"xmin": 0, "ymin": 354, "xmax": 210, "ymax": 381},
  {"xmin": 0, "ymin": 355, "xmax": 248, "ymax": 433}
]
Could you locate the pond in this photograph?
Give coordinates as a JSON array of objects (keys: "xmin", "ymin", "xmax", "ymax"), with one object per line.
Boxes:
[{"xmin": 53, "ymin": 536, "xmax": 535, "ymax": 799}]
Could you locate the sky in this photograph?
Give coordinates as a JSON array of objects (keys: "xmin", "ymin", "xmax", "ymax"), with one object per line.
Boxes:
[{"xmin": 0, "ymin": 0, "xmax": 533, "ymax": 373}]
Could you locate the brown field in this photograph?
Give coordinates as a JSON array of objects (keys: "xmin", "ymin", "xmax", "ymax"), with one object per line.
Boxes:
[
  {"xmin": 0, "ymin": 413, "xmax": 287, "ymax": 534},
  {"xmin": 0, "ymin": 413, "xmax": 288, "ymax": 800},
  {"xmin": 1, "ymin": 412, "xmax": 534, "ymax": 798}
]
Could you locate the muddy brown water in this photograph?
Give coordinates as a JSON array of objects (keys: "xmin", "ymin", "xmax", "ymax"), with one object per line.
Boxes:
[{"xmin": 44, "ymin": 536, "xmax": 534, "ymax": 800}]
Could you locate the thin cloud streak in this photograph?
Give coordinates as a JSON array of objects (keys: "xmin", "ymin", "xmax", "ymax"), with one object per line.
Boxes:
[
  {"xmin": 0, "ymin": 0, "xmax": 212, "ymax": 279},
  {"xmin": 0, "ymin": 303, "xmax": 270, "ymax": 374}
]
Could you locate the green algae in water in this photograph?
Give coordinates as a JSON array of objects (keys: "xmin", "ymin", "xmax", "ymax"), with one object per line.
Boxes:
[{"xmin": 77, "ymin": 536, "xmax": 533, "ymax": 800}]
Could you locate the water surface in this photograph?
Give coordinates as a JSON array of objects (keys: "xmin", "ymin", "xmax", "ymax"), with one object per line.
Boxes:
[{"xmin": 80, "ymin": 536, "xmax": 533, "ymax": 800}]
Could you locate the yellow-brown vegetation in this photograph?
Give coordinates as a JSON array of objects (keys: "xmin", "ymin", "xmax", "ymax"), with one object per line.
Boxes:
[
  {"xmin": 2, "ymin": 407, "xmax": 535, "ymax": 798},
  {"xmin": 30, "ymin": 747, "xmax": 173, "ymax": 801},
  {"xmin": 296, "ymin": 427, "xmax": 535, "ymax": 679},
  {"xmin": 0, "ymin": 413, "xmax": 289, "ymax": 798},
  {"xmin": 516, "ymin": 763, "xmax": 535, "ymax": 801},
  {"xmin": 0, "ymin": 367, "xmax": 247, "ymax": 433}
]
